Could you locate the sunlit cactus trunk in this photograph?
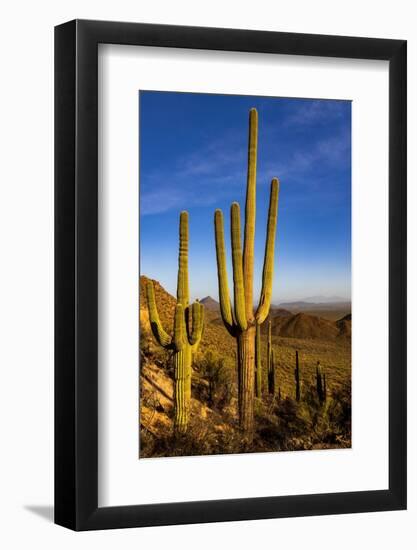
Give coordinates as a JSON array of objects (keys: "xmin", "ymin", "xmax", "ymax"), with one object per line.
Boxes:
[
  {"xmin": 146, "ymin": 212, "xmax": 204, "ymax": 434},
  {"xmin": 255, "ymin": 323, "xmax": 262, "ymax": 398},
  {"xmin": 214, "ymin": 109, "xmax": 280, "ymax": 439},
  {"xmin": 173, "ymin": 346, "xmax": 192, "ymax": 432},
  {"xmin": 238, "ymin": 326, "xmax": 256, "ymax": 430}
]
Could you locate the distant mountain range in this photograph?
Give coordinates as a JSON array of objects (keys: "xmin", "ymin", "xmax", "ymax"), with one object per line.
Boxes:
[
  {"xmin": 276, "ymin": 300, "xmax": 351, "ymax": 311},
  {"xmin": 295, "ymin": 295, "xmax": 348, "ymax": 304},
  {"xmin": 199, "ymin": 295, "xmax": 351, "ymax": 322},
  {"xmin": 193, "ymin": 294, "xmax": 351, "ymax": 340},
  {"xmin": 201, "ymin": 296, "xmax": 351, "ymax": 311}
]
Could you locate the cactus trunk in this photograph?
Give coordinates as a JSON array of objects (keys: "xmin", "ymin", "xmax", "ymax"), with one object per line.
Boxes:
[
  {"xmin": 316, "ymin": 361, "xmax": 324, "ymax": 404},
  {"xmin": 237, "ymin": 326, "xmax": 256, "ymax": 432},
  {"xmin": 173, "ymin": 347, "xmax": 192, "ymax": 433},
  {"xmin": 214, "ymin": 109, "xmax": 280, "ymax": 439},
  {"xmin": 255, "ymin": 323, "xmax": 262, "ymax": 398}
]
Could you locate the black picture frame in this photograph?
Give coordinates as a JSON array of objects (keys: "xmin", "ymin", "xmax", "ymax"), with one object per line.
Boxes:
[{"xmin": 55, "ymin": 19, "xmax": 407, "ymax": 531}]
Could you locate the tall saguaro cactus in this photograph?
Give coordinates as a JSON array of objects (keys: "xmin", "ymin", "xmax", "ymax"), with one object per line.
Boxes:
[
  {"xmin": 267, "ymin": 319, "xmax": 275, "ymax": 395},
  {"xmin": 146, "ymin": 211, "xmax": 204, "ymax": 434},
  {"xmin": 295, "ymin": 350, "xmax": 301, "ymax": 402},
  {"xmin": 214, "ymin": 108, "xmax": 279, "ymax": 436}
]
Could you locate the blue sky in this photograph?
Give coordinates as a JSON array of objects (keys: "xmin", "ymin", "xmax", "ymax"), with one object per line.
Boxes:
[{"xmin": 139, "ymin": 91, "xmax": 351, "ymax": 303}]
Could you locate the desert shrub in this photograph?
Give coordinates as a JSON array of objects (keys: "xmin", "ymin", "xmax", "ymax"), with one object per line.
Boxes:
[
  {"xmin": 327, "ymin": 383, "xmax": 351, "ymax": 437},
  {"xmin": 194, "ymin": 350, "xmax": 234, "ymax": 409},
  {"xmin": 143, "ymin": 414, "xmax": 244, "ymax": 458}
]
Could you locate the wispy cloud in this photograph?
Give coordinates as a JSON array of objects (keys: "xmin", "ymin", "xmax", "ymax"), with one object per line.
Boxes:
[
  {"xmin": 141, "ymin": 131, "xmax": 248, "ymax": 215},
  {"xmin": 283, "ymin": 100, "xmax": 348, "ymax": 128},
  {"xmin": 141, "ymin": 102, "xmax": 350, "ymax": 216},
  {"xmin": 256, "ymin": 127, "xmax": 350, "ymax": 191}
]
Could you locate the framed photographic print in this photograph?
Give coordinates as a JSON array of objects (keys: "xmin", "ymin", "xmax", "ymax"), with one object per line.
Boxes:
[{"xmin": 55, "ymin": 20, "xmax": 407, "ymax": 530}]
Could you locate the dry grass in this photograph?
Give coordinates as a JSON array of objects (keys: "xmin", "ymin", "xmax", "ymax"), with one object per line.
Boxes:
[{"xmin": 270, "ymin": 336, "xmax": 351, "ymax": 400}]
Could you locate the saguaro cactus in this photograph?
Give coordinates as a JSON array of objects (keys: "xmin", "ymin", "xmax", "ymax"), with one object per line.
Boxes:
[
  {"xmin": 267, "ymin": 319, "xmax": 275, "ymax": 395},
  {"xmin": 146, "ymin": 211, "xmax": 204, "ymax": 434},
  {"xmin": 295, "ymin": 350, "xmax": 301, "ymax": 402},
  {"xmin": 316, "ymin": 361, "xmax": 324, "ymax": 403},
  {"xmin": 255, "ymin": 323, "xmax": 262, "ymax": 398},
  {"xmin": 214, "ymin": 108, "xmax": 279, "ymax": 437}
]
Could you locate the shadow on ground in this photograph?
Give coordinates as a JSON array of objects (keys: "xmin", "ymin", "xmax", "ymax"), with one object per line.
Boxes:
[{"xmin": 24, "ymin": 505, "xmax": 54, "ymax": 523}]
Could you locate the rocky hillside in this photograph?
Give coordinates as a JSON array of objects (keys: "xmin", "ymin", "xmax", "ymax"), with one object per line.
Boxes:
[
  {"xmin": 336, "ymin": 314, "xmax": 352, "ymax": 338},
  {"xmin": 270, "ymin": 312, "xmax": 350, "ymax": 341}
]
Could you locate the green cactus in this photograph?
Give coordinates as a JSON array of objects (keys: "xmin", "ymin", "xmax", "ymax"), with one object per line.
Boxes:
[
  {"xmin": 255, "ymin": 323, "xmax": 262, "ymax": 398},
  {"xmin": 295, "ymin": 350, "xmax": 301, "ymax": 402},
  {"xmin": 323, "ymin": 371, "xmax": 327, "ymax": 402},
  {"xmin": 267, "ymin": 318, "xmax": 275, "ymax": 395},
  {"xmin": 146, "ymin": 211, "xmax": 204, "ymax": 434},
  {"xmin": 214, "ymin": 108, "xmax": 279, "ymax": 437},
  {"xmin": 316, "ymin": 361, "xmax": 325, "ymax": 403}
]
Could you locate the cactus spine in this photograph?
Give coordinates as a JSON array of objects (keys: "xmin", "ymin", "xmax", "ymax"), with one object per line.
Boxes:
[
  {"xmin": 267, "ymin": 319, "xmax": 275, "ymax": 395},
  {"xmin": 295, "ymin": 350, "xmax": 301, "ymax": 401},
  {"xmin": 146, "ymin": 211, "xmax": 204, "ymax": 434},
  {"xmin": 214, "ymin": 108, "xmax": 279, "ymax": 437},
  {"xmin": 255, "ymin": 323, "xmax": 262, "ymax": 398}
]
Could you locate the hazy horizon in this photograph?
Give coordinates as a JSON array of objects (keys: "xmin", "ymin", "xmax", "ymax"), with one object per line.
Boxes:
[{"xmin": 139, "ymin": 91, "xmax": 351, "ymax": 304}]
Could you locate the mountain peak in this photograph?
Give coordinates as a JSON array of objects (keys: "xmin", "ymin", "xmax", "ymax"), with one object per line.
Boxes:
[{"xmin": 200, "ymin": 296, "xmax": 220, "ymax": 310}]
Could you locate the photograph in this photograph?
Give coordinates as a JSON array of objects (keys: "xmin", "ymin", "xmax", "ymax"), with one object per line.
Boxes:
[{"xmin": 139, "ymin": 91, "xmax": 352, "ymax": 458}]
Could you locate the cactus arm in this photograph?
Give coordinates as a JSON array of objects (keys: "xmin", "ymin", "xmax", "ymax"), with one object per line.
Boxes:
[
  {"xmin": 146, "ymin": 280, "xmax": 172, "ymax": 348},
  {"xmin": 242, "ymin": 108, "xmax": 258, "ymax": 322},
  {"xmin": 231, "ymin": 202, "xmax": 247, "ymax": 331},
  {"xmin": 176, "ymin": 211, "xmax": 190, "ymax": 307},
  {"xmin": 189, "ymin": 301, "xmax": 204, "ymax": 347},
  {"xmin": 214, "ymin": 209, "xmax": 235, "ymax": 334},
  {"xmin": 173, "ymin": 304, "xmax": 187, "ymax": 351},
  {"xmin": 256, "ymin": 178, "xmax": 280, "ymax": 324}
]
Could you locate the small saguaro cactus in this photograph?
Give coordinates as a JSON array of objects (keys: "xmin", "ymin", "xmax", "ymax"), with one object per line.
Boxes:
[
  {"xmin": 316, "ymin": 361, "xmax": 325, "ymax": 403},
  {"xmin": 255, "ymin": 323, "xmax": 262, "ymax": 398},
  {"xmin": 214, "ymin": 108, "xmax": 279, "ymax": 437},
  {"xmin": 146, "ymin": 211, "xmax": 204, "ymax": 434},
  {"xmin": 267, "ymin": 318, "xmax": 275, "ymax": 395},
  {"xmin": 295, "ymin": 350, "xmax": 301, "ymax": 402},
  {"xmin": 323, "ymin": 372, "xmax": 327, "ymax": 402}
]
